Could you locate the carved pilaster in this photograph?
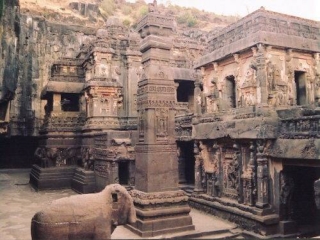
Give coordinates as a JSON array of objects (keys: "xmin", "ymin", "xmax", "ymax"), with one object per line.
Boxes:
[
  {"xmin": 194, "ymin": 141, "xmax": 203, "ymax": 193},
  {"xmin": 255, "ymin": 44, "xmax": 268, "ymax": 104},
  {"xmin": 111, "ymin": 161, "xmax": 119, "ymax": 184},
  {"xmin": 242, "ymin": 141, "xmax": 256, "ymax": 206},
  {"xmin": 256, "ymin": 140, "xmax": 269, "ymax": 208},
  {"xmin": 194, "ymin": 70, "xmax": 202, "ymax": 116}
]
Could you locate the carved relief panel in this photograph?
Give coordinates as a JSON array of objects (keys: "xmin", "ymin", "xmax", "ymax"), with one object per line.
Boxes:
[
  {"xmin": 138, "ymin": 109, "xmax": 145, "ymax": 142},
  {"xmin": 222, "ymin": 148, "xmax": 240, "ymax": 200},
  {"xmin": 155, "ymin": 108, "xmax": 169, "ymax": 141}
]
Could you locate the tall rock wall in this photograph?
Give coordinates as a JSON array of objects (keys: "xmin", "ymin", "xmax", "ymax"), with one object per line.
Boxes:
[
  {"xmin": 1, "ymin": 0, "xmax": 98, "ymax": 136},
  {"xmin": 0, "ymin": 0, "xmax": 20, "ymax": 114}
]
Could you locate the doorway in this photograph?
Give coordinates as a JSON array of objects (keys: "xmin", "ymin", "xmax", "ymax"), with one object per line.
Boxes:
[
  {"xmin": 118, "ymin": 161, "xmax": 129, "ymax": 185},
  {"xmin": 294, "ymin": 71, "xmax": 307, "ymax": 105},
  {"xmin": 225, "ymin": 75, "xmax": 236, "ymax": 108},
  {"xmin": 282, "ymin": 165, "xmax": 320, "ymax": 229},
  {"xmin": 177, "ymin": 141, "xmax": 195, "ymax": 184}
]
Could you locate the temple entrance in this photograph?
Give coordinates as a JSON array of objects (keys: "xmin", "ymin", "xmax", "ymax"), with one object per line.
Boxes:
[
  {"xmin": 177, "ymin": 141, "xmax": 195, "ymax": 184},
  {"xmin": 294, "ymin": 71, "xmax": 307, "ymax": 105},
  {"xmin": 281, "ymin": 165, "xmax": 320, "ymax": 235},
  {"xmin": 118, "ymin": 161, "xmax": 129, "ymax": 185}
]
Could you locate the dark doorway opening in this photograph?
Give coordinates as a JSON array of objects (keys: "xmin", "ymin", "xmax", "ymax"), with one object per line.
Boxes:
[
  {"xmin": 225, "ymin": 75, "xmax": 236, "ymax": 108},
  {"xmin": 178, "ymin": 141, "xmax": 195, "ymax": 184},
  {"xmin": 176, "ymin": 81, "xmax": 194, "ymax": 102},
  {"xmin": 0, "ymin": 137, "xmax": 39, "ymax": 168},
  {"xmin": 282, "ymin": 165, "xmax": 320, "ymax": 231},
  {"xmin": 294, "ymin": 71, "xmax": 307, "ymax": 105},
  {"xmin": 61, "ymin": 93, "xmax": 79, "ymax": 112},
  {"xmin": 118, "ymin": 161, "xmax": 129, "ymax": 185}
]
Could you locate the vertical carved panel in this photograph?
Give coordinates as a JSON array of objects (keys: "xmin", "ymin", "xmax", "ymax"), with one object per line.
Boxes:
[
  {"xmin": 222, "ymin": 148, "xmax": 240, "ymax": 200},
  {"xmin": 138, "ymin": 109, "xmax": 145, "ymax": 142},
  {"xmin": 155, "ymin": 108, "xmax": 168, "ymax": 141}
]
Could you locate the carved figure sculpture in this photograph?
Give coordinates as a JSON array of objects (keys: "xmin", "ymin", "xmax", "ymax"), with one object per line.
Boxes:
[
  {"xmin": 60, "ymin": 147, "xmax": 81, "ymax": 166},
  {"xmin": 31, "ymin": 184, "xmax": 136, "ymax": 240},
  {"xmin": 34, "ymin": 147, "xmax": 61, "ymax": 168},
  {"xmin": 81, "ymin": 147, "xmax": 94, "ymax": 170}
]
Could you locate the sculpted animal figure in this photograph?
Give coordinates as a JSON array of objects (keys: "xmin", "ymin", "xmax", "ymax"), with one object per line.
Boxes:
[{"xmin": 31, "ymin": 184, "xmax": 136, "ymax": 240}]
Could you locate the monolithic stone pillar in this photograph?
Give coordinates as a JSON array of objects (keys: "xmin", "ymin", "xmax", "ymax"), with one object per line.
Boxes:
[{"xmin": 128, "ymin": 7, "xmax": 194, "ymax": 237}]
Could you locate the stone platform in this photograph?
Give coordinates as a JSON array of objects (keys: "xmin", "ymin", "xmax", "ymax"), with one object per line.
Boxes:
[{"xmin": 0, "ymin": 169, "xmax": 240, "ymax": 240}]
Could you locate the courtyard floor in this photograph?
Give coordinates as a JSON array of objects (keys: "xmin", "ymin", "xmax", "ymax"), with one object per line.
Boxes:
[{"xmin": 0, "ymin": 169, "xmax": 239, "ymax": 240}]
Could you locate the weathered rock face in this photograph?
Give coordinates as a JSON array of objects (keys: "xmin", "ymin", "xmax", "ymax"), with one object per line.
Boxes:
[
  {"xmin": 0, "ymin": 0, "xmax": 20, "ymax": 135},
  {"xmin": 1, "ymin": 0, "xmax": 98, "ymax": 137}
]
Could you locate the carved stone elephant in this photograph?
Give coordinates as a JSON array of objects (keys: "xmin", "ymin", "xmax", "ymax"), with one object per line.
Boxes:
[{"xmin": 31, "ymin": 184, "xmax": 136, "ymax": 240}]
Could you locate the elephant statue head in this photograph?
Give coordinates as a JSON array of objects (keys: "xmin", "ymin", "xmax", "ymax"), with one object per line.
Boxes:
[{"xmin": 106, "ymin": 184, "xmax": 136, "ymax": 231}]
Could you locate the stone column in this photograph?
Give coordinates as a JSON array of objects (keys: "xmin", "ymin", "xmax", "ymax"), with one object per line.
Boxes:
[
  {"xmin": 256, "ymin": 140, "xmax": 269, "ymax": 208},
  {"xmin": 128, "ymin": 9, "xmax": 194, "ymax": 237}
]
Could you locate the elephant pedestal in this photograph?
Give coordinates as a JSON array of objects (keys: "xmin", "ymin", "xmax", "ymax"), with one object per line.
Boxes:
[
  {"xmin": 30, "ymin": 164, "xmax": 77, "ymax": 190},
  {"xmin": 71, "ymin": 168, "xmax": 96, "ymax": 193},
  {"xmin": 127, "ymin": 189, "xmax": 194, "ymax": 237}
]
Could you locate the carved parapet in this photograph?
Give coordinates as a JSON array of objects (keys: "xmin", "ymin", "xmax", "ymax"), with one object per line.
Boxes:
[
  {"xmin": 41, "ymin": 114, "xmax": 85, "ymax": 132},
  {"xmin": 83, "ymin": 117, "xmax": 121, "ymax": 130},
  {"xmin": 279, "ymin": 115, "xmax": 320, "ymax": 139}
]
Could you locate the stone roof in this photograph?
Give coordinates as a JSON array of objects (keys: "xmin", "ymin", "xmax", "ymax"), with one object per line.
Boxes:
[{"xmin": 195, "ymin": 7, "xmax": 320, "ymax": 68}]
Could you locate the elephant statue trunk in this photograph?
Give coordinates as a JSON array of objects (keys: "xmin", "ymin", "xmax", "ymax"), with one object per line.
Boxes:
[{"xmin": 31, "ymin": 184, "xmax": 136, "ymax": 240}]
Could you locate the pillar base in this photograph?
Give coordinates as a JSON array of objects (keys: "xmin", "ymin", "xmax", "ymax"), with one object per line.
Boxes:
[
  {"xmin": 127, "ymin": 189, "xmax": 195, "ymax": 237},
  {"xmin": 71, "ymin": 168, "xmax": 96, "ymax": 193},
  {"xmin": 29, "ymin": 164, "xmax": 76, "ymax": 190}
]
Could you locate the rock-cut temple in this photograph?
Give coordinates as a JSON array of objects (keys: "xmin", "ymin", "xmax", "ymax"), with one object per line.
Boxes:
[{"xmin": 1, "ymin": 1, "xmax": 320, "ymax": 237}]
